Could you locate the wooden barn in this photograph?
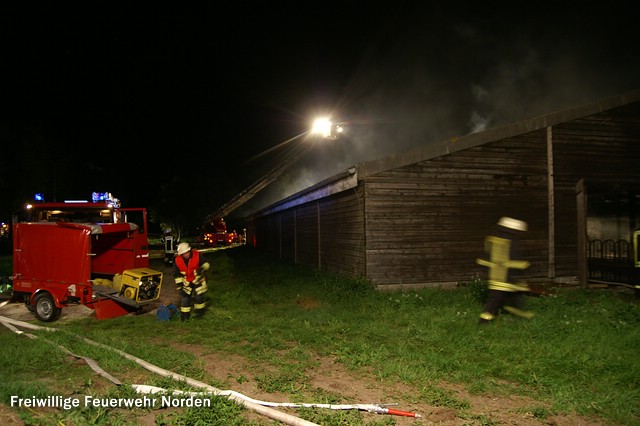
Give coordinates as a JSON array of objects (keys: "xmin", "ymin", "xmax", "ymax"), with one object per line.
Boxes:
[{"xmin": 245, "ymin": 90, "xmax": 640, "ymax": 290}]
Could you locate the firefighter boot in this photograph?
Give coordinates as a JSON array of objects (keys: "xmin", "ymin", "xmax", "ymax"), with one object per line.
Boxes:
[
  {"xmin": 181, "ymin": 312, "xmax": 191, "ymax": 321},
  {"xmin": 193, "ymin": 298, "xmax": 206, "ymax": 318},
  {"xmin": 193, "ymin": 302, "xmax": 206, "ymax": 318},
  {"xmin": 503, "ymin": 306, "xmax": 535, "ymax": 319},
  {"xmin": 478, "ymin": 312, "xmax": 495, "ymax": 325}
]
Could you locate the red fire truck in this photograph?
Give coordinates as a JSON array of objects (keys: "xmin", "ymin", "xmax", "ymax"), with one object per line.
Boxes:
[
  {"xmin": 202, "ymin": 216, "xmax": 230, "ymax": 246},
  {"xmin": 11, "ymin": 192, "xmax": 162, "ymax": 322}
]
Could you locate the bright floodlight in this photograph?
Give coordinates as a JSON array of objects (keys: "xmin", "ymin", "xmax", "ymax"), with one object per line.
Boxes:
[
  {"xmin": 311, "ymin": 118, "xmax": 342, "ymax": 140},
  {"xmin": 311, "ymin": 118, "xmax": 333, "ymax": 138}
]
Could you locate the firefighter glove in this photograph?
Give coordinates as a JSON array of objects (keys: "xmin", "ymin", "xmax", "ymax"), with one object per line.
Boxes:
[
  {"xmin": 198, "ymin": 262, "xmax": 211, "ymax": 275},
  {"xmin": 195, "ymin": 282, "xmax": 208, "ymax": 295},
  {"xmin": 175, "ymin": 276, "xmax": 185, "ymax": 292}
]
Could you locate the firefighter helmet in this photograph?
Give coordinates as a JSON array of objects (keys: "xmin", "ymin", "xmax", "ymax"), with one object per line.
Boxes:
[
  {"xmin": 497, "ymin": 217, "xmax": 528, "ymax": 232},
  {"xmin": 176, "ymin": 242, "xmax": 191, "ymax": 255}
]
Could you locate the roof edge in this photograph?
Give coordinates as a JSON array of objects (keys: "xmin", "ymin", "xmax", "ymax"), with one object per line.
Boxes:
[
  {"xmin": 246, "ymin": 167, "xmax": 358, "ymax": 219},
  {"xmin": 357, "ymin": 88, "xmax": 640, "ymax": 178}
]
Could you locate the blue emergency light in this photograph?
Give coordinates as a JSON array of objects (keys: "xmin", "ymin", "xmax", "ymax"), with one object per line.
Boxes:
[
  {"xmin": 91, "ymin": 192, "xmax": 120, "ymax": 208},
  {"xmin": 92, "ymin": 192, "xmax": 110, "ymax": 202},
  {"xmin": 34, "ymin": 193, "xmax": 45, "ymax": 202}
]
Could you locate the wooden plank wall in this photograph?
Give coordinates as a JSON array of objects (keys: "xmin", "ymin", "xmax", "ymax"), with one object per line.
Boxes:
[
  {"xmin": 280, "ymin": 210, "xmax": 295, "ymax": 262},
  {"xmin": 364, "ymin": 133, "xmax": 549, "ymax": 286},
  {"xmin": 253, "ymin": 214, "xmax": 280, "ymax": 255},
  {"xmin": 248, "ymin": 186, "xmax": 366, "ymax": 279},
  {"xmin": 295, "ymin": 203, "xmax": 319, "ymax": 268},
  {"xmin": 551, "ymin": 105, "xmax": 640, "ymax": 277},
  {"xmin": 318, "ymin": 188, "xmax": 365, "ymax": 277}
]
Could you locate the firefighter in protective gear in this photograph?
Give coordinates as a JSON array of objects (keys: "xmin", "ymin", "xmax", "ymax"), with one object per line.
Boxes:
[
  {"xmin": 174, "ymin": 242, "xmax": 210, "ymax": 321},
  {"xmin": 476, "ymin": 217, "xmax": 535, "ymax": 324},
  {"xmin": 161, "ymin": 228, "xmax": 178, "ymax": 265}
]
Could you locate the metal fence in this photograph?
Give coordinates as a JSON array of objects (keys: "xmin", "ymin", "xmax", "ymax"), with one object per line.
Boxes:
[{"xmin": 587, "ymin": 239, "xmax": 634, "ymax": 283}]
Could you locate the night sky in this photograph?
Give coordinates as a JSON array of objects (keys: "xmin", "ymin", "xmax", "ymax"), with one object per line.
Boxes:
[{"xmin": 2, "ymin": 4, "xmax": 639, "ymax": 231}]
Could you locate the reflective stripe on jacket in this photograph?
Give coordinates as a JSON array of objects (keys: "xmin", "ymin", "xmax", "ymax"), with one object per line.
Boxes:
[{"xmin": 487, "ymin": 280, "xmax": 530, "ymax": 292}]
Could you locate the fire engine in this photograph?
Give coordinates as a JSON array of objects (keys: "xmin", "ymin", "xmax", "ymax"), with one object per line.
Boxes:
[
  {"xmin": 10, "ymin": 192, "xmax": 163, "ymax": 322},
  {"xmin": 202, "ymin": 216, "xmax": 231, "ymax": 246}
]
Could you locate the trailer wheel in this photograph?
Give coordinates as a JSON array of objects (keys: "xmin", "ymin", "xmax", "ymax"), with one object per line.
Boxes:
[{"xmin": 34, "ymin": 292, "xmax": 62, "ymax": 322}]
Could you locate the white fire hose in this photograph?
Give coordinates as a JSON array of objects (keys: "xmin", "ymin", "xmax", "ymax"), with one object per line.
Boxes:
[
  {"xmin": 0, "ymin": 314, "xmax": 317, "ymax": 426},
  {"xmin": 132, "ymin": 384, "xmax": 420, "ymax": 417},
  {"xmin": 0, "ymin": 314, "xmax": 420, "ymax": 422}
]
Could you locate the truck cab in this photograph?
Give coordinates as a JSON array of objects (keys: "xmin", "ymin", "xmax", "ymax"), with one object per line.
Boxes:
[{"xmin": 17, "ymin": 192, "xmax": 150, "ymax": 270}]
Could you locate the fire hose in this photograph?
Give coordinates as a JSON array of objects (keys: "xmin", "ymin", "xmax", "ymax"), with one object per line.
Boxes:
[
  {"xmin": 0, "ymin": 314, "xmax": 421, "ymax": 423},
  {"xmin": 132, "ymin": 384, "xmax": 421, "ymax": 417}
]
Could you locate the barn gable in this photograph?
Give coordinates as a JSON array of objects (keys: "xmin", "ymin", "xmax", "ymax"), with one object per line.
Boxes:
[{"xmin": 246, "ymin": 90, "xmax": 640, "ymax": 289}]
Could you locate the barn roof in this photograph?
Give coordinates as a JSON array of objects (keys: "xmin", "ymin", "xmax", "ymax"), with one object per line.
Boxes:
[
  {"xmin": 357, "ymin": 88, "xmax": 640, "ymax": 179},
  {"xmin": 250, "ymin": 89, "xmax": 640, "ymax": 218}
]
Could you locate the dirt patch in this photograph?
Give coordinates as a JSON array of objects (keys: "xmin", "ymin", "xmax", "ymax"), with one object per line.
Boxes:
[
  {"xmin": 162, "ymin": 342, "xmax": 607, "ymax": 426},
  {"xmin": 0, "ymin": 404, "xmax": 24, "ymax": 425},
  {"xmin": 0, "ymin": 298, "xmax": 94, "ymax": 323}
]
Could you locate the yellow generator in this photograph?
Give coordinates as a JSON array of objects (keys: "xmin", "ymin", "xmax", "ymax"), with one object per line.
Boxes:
[
  {"xmin": 112, "ymin": 268, "xmax": 163, "ymax": 303},
  {"xmin": 92, "ymin": 268, "xmax": 163, "ymax": 318}
]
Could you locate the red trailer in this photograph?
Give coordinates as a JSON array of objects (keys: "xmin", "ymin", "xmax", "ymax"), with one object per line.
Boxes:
[{"xmin": 11, "ymin": 221, "xmax": 162, "ymax": 322}]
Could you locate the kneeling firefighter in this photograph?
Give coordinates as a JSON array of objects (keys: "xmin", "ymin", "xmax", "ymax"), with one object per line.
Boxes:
[
  {"xmin": 174, "ymin": 242, "xmax": 210, "ymax": 320},
  {"xmin": 476, "ymin": 217, "xmax": 534, "ymax": 324}
]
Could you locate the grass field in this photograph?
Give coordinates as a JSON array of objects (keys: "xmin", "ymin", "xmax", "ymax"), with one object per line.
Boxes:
[{"xmin": 0, "ymin": 247, "xmax": 639, "ymax": 425}]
